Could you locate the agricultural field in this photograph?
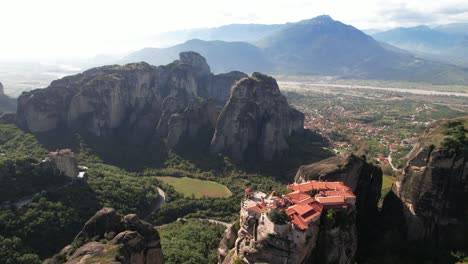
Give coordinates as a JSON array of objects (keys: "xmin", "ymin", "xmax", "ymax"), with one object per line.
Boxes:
[{"xmin": 156, "ymin": 176, "xmax": 232, "ymax": 198}]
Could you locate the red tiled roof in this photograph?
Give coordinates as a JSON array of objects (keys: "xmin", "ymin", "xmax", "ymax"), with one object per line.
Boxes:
[
  {"xmin": 291, "ymin": 215, "xmax": 308, "ymax": 230},
  {"xmin": 316, "ymin": 196, "xmax": 345, "ymax": 204},
  {"xmin": 285, "ymin": 191, "xmax": 310, "ymax": 204},
  {"xmin": 246, "ymin": 202, "xmax": 266, "ymax": 214}
]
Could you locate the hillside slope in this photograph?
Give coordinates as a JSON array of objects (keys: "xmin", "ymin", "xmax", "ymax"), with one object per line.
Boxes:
[{"xmin": 123, "ymin": 39, "xmax": 272, "ymax": 74}]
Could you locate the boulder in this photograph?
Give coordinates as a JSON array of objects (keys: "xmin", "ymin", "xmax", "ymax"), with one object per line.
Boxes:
[
  {"xmin": 49, "ymin": 208, "xmax": 164, "ymax": 264},
  {"xmin": 75, "ymin": 207, "xmax": 124, "ymax": 242},
  {"xmin": 210, "ymin": 72, "xmax": 304, "ymax": 161}
]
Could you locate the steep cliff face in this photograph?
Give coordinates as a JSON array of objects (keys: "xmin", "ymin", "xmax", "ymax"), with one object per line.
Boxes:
[
  {"xmin": 313, "ymin": 212, "xmax": 358, "ymax": 264},
  {"xmin": 46, "ymin": 149, "xmax": 79, "ymax": 177},
  {"xmin": 210, "ymin": 72, "xmax": 304, "ymax": 161},
  {"xmin": 381, "ymin": 117, "xmax": 468, "ymax": 249},
  {"xmin": 166, "ymin": 98, "xmax": 220, "ymax": 150},
  {"xmin": 16, "ymin": 52, "xmax": 245, "ymax": 148},
  {"xmin": 46, "ymin": 208, "xmax": 164, "ymax": 264},
  {"xmin": 0, "ymin": 81, "xmax": 3, "ymax": 95},
  {"xmin": 295, "ymin": 154, "xmax": 383, "ymax": 222},
  {"xmin": 295, "ymin": 154, "xmax": 382, "ymax": 260},
  {"xmin": 219, "ymin": 201, "xmax": 357, "ymax": 264}
]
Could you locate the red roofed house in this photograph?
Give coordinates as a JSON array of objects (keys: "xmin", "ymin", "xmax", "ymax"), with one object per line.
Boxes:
[
  {"xmin": 243, "ymin": 180, "xmax": 355, "ymax": 232},
  {"xmin": 246, "ymin": 201, "xmax": 267, "ymax": 218}
]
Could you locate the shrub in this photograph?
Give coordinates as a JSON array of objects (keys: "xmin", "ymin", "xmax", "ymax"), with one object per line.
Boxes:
[{"xmin": 268, "ymin": 209, "xmax": 289, "ymax": 225}]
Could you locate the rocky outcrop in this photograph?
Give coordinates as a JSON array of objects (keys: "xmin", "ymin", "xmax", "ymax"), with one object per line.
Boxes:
[
  {"xmin": 47, "ymin": 208, "xmax": 164, "ymax": 264},
  {"xmin": 294, "ymin": 154, "xmax": 382, "ymax": 260},
  {"xmin": 313, "ymin": 218, "xmax": 358, "ymax": 264},
  {"xmin": 295, "ymin": 154, "xmax": 383, "ymax": 219},
  {"xmin": 46, "ymin": 149, "xmax": 79, "ymax": 177},
  {"xmin": 218, "ymin": 224, "xmax": 238, "ymax": 263},
  {"xmin": 381, "ymin": 118, "xmax": 468, "ymax": 249},
  {"xmin": 210, "ymin": 72, "xmax": 304, "ymax": 161},
  {"xmin": 0, "ymin": 81, "xmax": 4, "ymax": 95},
  {"xmin": 16, "ymin": 52, "xmax": 245, "ymax": 147},
  {"xmin": 219, "ymin": 201, "xmax": 357, "ymax": 264}
]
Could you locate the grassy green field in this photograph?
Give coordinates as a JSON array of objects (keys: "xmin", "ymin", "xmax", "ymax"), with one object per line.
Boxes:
[
  {"xmin": 156, "ymin": 176, "xmax": 232, "ymax": 198},
  {"xmin": 379, "ymin": 174, "xmax": 396, "ymax": 208}
]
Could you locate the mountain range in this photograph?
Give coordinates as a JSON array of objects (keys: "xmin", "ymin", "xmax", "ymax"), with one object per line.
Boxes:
[
  {"xmin": 372, "ymin": 24, "xmax": 468, "ymax": 67},
  {"xmin": 124, "ymin": 15, "xmax": 468, "ymax": 85}
]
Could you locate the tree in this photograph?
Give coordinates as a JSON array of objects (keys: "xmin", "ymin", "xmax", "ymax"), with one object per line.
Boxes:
[{"xmin": 269, "ymin": 209, "xmax": 288, "ymax": 225}]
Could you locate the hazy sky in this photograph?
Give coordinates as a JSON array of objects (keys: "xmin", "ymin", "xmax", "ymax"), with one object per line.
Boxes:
[{"xmin": 1, "ymin": 0, "xmax": 467, "ymax": 60}]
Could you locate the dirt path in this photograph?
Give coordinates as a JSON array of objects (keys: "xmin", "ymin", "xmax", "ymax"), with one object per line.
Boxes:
[{"xmin": 387, "ymin": 152, "xmax": 398, "ymax": 171}]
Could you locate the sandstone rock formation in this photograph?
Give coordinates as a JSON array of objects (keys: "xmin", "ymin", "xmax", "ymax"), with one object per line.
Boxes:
[
  {"xmin": 295, "ymin": 154, "xmax": 383, "ymax": 221},
  {"xmin": 46, "ymin": 149, "xmax": 79, "ymax": 177},
  {"xmin": 218, "ymin": 196, "xmax": 357, "ymax": 264},
  {"xmin": 294, "ymin": 154, "xmax": 382, "ymax": 260},
  {"xmin": 166, "ymin": 98, "xmax": 220, "ymax": 150},
  {"xmin": 16, "ymin": 52, "xmax": 246, "ymax": 148},
  {"xmin": 381, "ymin": 117, "xmax": 468, "ymax": 249},
  {"xmin": 210, "ymin": 72, "xmax": 304, "ymax": 161},
  {"xmin": 47, "ymin": 208, "xmax": 164, "ymax": 264}
]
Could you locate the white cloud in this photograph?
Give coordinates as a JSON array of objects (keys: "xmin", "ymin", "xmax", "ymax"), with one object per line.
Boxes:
[{"xmin": 0, "ymin": 0, "xmax": 466, "ymax": 60}]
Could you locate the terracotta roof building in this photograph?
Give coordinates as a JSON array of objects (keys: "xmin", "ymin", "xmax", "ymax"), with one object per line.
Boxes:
[{"xmin": 244, "ymin": 180, "xmax": 356, "ymax": 231}]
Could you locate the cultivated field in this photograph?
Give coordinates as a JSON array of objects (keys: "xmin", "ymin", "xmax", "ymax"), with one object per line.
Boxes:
[{"xmin": 156, "ymin": 176, "xmax": 232, "ymax": 198}]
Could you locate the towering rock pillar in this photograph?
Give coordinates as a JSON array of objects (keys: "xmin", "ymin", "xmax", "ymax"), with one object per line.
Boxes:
[{"xmin": 210, "ymin": 72, "xmax": 304, "ymax": 161}]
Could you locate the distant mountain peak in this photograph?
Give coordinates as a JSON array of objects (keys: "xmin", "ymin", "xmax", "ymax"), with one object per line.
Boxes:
[
  {"xmin": 298, "ymin": 14, "xmax": 335, "ymax": 25},
  {"xmin": 313, "ymin": 14, "xmax": 333, "ymax": 21}
]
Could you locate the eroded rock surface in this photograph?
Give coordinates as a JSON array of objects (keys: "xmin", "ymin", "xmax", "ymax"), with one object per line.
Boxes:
[
  {"xmin": 46, "ymin": 208, "xmax": 164, "ymax": 264},
  {"xmin": 16, "ymin": 52, "xmax": 245, "ymax": 149},
  {"xmin": 381, "ymin": 118, "xmax": 468, "ymax": 249},
  {"xmin": 295, "ymin": 154, "xmax": 383, "ymax": 221},
  {"xmin": 210, "ymin": 72, "xmax": 304, "ymax": 161},
  {"xmin": 219, "ymin": 200, "xmax": 357, "ymax": 264}
]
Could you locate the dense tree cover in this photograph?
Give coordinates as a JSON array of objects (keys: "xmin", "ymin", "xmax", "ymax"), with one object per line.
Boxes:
[
  {"xmin": 0, "ymin": 124, "xmax": 47, "ymax": 160},
  {"xmin": 0, "ymin": 158, "xmax": 69, "ymax": 202},
  {"xmin": 157, "ymin": 219, "xmax": 226, "ymax": 264},
  {"xmin": 0, "ymin": 236, "xmax": 41, "ymax": 264},
  {"xmin": 86, "ymin": 163, "xmax": 160, "ymax": 214},
  {"xmin": 0, "ymin": 160, "xmax": 162, "ymax": 260},
  {"xmin": 441, "ymin": 120, "xmax": 468, "ymax": 157}
]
